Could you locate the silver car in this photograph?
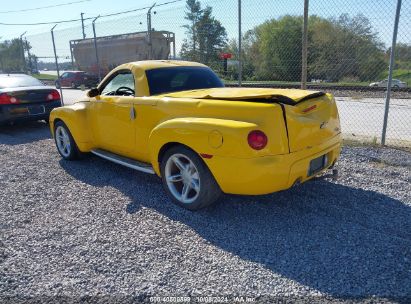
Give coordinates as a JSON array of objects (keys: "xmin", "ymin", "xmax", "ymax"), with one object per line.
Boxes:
[{"xmin": 369, "ymin": 79, "xmax": 407, "ymax": 88}]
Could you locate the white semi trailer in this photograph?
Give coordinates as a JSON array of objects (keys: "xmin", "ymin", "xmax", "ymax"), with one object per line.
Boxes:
[{"xmin": 69, "ymin": 31, "xmax": 175, "ymax": 76}]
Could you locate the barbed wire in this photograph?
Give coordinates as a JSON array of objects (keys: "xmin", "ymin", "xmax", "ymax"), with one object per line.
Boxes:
[{"xmin": 0, "ymin": 0, "xmax": 92, "ymax": 14}]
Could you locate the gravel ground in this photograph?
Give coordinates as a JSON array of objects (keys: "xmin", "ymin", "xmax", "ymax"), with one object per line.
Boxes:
[{"xmin": 1, "ymin": 121, "xmax": 410, "ymax": 303}]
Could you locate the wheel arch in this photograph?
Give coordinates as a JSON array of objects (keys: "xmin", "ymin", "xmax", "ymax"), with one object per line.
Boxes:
[
  {"xmin": 148, "ymin": 117, "xmax": 260, "ymax": 175},
  {"xmin": 158, "ymin": 142, "xmax": 181, "ymax": 163},
  {"xmin": 49, "ymin": 104, "xmax": 92, "ymax": 152},
  {"xmin": 155, "ymin": 141, "xmax": 206, "ymax": 176},
  {"xmin": 158, "ymin": 141, "xmax": 210, "ymax": 164}
]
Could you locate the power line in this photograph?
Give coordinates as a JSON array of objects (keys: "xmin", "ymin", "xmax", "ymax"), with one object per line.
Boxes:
[
  {"xmin": 0, "ymin": 0, "xmax": 183, "ymax": 26},
  {"xmin": 90, "ymin": 5, "xmax": 152, "ymax": 19},
  {"xmin": 156, "ymin": 0, "xmax": 184, "ymax": 9},
  {"xmin": 0, "ymin": 18, "xmax": 87, "ymax": 26},
  {"xmin": 0, "ymin": 0, "xmax": 92, "ymax": 14}
]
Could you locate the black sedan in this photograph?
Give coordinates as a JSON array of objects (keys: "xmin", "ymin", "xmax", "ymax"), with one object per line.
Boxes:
[{"xmin": 0, "ymin": 74, "xmax": 61, "ymax": 125}]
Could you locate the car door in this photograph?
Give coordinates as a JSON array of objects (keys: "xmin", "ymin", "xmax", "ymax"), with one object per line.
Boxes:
[
  {"xmin": 89, "ymin": 70, "xmax": 136, "ymax": 154},
  {"xmin": 59, "ymin": 72, "xmax": 69, "ymax": 87}
]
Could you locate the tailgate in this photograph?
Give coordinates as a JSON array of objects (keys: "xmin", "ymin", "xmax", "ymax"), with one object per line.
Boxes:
[{"xmin": 283, "ymin": 93, "xmax": 341, "ymax": 153}]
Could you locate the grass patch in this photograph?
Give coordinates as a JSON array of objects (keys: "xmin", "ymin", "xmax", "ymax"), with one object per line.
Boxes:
[
  {"xmin": 223, "ymin": 80, "xmax": 371, "ymax": 87},
  {"xmin": 343, "ymin": 138, "xmax": 380, "ymax": 148},
  {"xmin": 224, "ymin": 69, "xmax": 411, "ymax": 87},
  {"xmin": 33, "ymin": 73, "xmax": 58, "ymax": 81},
  {"xmin": 342, "ymin": 138, "xmax": 411, "ymax": 153},
  {"xmin": 379, "ymin": 69, "xmax": 411, "ymax": 85}
]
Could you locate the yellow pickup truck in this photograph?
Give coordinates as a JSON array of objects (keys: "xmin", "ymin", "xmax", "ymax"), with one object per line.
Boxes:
[{"xmin": 50, "ymin": 60, "xmax": 341, "ymax": 210}]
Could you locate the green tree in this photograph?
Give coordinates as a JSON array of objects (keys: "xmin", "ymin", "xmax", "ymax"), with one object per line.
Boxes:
[
  {"xmin": 393, "ymin": 43, "xmax": 411, "ymax": 62},
  {"xmin": 251, "ymin": 16, "xmax": 303, "ymax": 81},
  {"xmin": 181, "ymin": 0, "xmax": 227, "ymax": 66},
  {"xmin": 243, "ymin": 14, "xmax": 385, "ymax": 82},
  {"xmin": 181, "ymin": 0, "xmax": 203, "ymax": 61},
  {"xmin": 309, "ymin": 14, "xmax": 385, "ymax": 82},
  {"xmin": 0, "ymin": 38, "xmax": 27, "ymax": 73},
  {"xmin": 387, "ymin": 43, "xmax": 411, "ymax": 70}
]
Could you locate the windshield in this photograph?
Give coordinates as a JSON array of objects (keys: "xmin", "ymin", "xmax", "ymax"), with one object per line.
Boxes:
[
  {"xmin": 146, "ymin": 66, "xmax": 224, "ymax": 95},
  {"xmin": 0, "ymin": 75, "xmax": 44, "ymax": 89}
]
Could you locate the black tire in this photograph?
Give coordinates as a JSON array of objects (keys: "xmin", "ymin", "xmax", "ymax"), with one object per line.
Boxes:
[
  {"xmin": 160, "ymin": 146, "xmax": 221, "ymax": 210},
  {"xmin": 55, "ymin": 81, "xmax": 61, "ymax": 89},
  {"xmin": 71, "ymin": 82, "xmax": 77, "ymax": 89},
  {"xmin": 53, "ymin": 120, "xmax": 81, "ymax": 160}
]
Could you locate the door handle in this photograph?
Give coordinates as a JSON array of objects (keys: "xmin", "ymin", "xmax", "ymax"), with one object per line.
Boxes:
[{"xmin": 130, "ymin": 107, "xmax": 136, "ymax": 120}]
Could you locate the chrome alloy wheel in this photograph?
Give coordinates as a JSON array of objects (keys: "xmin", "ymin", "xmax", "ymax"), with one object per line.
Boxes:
[
  {"xmin": 55, "ymin": 125, "xmax": 71, "ymax": 158},
  {"xmin": 164, "ymin": 153, "xmax": 201, "ymax": 204}
]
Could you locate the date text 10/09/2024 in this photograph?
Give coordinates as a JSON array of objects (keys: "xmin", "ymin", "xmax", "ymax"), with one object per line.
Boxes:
[{"xmin": 149, "ymin": 296, "xmax": 256, "ymax": 303}]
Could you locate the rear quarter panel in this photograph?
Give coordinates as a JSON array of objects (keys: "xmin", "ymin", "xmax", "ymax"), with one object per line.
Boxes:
[{"xmin": 147, "ymin": 98, "xmax": 289, "ymax": 175}]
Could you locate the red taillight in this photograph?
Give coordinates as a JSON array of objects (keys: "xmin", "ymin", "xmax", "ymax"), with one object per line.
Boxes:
[
  {"xmin": 47, "ymin": 90, "xmax": 60, "ymax": 101},
  {"xmin": 0, "ymin": 93, "xmax": 20, "ymax": 105},
  {"xmin": 248, "ymin": 130, "xmax": 268, "ymax": 150}
]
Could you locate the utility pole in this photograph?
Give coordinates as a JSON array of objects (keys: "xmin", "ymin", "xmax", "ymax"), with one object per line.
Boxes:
[
  {"xmin": 147, "ymin": 3, "xmax": 156, "ymax": 60},
  {"xmin": 69, "ymin": 41, "xmax": 75, "ymax": 69},
  {"xmin": 19, "ymin": 31, "xmax": 27, "ymax": 73},
  {"xmin": 301, "ymin": 0, "xmax": 309, "ymax": 90},
  {"xmin": 33, "ymin": 56, "xmax": 39, "ymax": 72},
  {"xmin": 81, "ymin": 13, "xmax": 86, "ymax": 39}
]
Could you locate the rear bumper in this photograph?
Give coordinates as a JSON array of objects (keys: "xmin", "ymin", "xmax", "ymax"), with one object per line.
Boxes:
[
  {"xmin": 206, "ymin": 133, "xmax": 342, "ymax": 195},
  {"xmin": 0, "ymin": 100, "xmax": 61, "ymax": 124}
]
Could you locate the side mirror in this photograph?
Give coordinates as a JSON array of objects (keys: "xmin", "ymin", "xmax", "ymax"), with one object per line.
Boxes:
[{"xmin": 87, "ymin": 88, "xmax": 100, "ymax": 98}]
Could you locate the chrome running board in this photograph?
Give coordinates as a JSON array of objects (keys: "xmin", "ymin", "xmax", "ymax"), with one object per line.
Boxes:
[{"xmin": 91, "ymin": 149, "xmax": 155, "ymax": 174}]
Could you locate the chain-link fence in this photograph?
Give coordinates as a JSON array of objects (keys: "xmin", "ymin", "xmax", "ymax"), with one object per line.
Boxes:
[{"xmin": 1, "ymin": 0, "xmax": 410, "ymax": 147}]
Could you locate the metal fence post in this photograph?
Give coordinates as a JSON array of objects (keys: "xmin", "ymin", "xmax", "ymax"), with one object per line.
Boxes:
[
  {"xmin": 172, "ymin": 33, "xmax": 176, "ymax": 59},
  {"xmin": 381, "ymin": 0, "xmax": 402, "ymax": 145},
  {"xmin": 51, "ymin": 25, "xmax": 64, "ymax": 105},
  {"xmin": 0, "ymin": 47, "xmax": 4, "ymax": 71},
  {"xmin": 301, "ymin": 0, "xmax": 309, "ymax": 90},
  {"xmin": 81, "ymin": 13, "xmax": 86, "ymax": 39},
  {"xmin": 238, "ymin": 0, "xmax": 242, "ymax": 87},
  {"xmin": 69, "ymin": 41, "xmax": 74, "ymax": 69},
  {"xmin": 92, "ymin": 16, "xmax": 101, "ymax": 82},
  {"xmin": 25, "ymin": 38, "xmax": 33, "ymax": 73},
  {"xmin": 19, "ymin": 31, "xmax": 27, "ymax": 73}
]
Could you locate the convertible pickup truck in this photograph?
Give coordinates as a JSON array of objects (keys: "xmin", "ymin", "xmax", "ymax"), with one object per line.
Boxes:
[{"xmin": 50, "ymin": 60, "xmax": 341, "ymax": 210}]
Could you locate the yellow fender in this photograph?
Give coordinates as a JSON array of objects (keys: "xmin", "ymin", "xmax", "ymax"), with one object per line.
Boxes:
[
  {"xmin": 148, "ymin": 117, "xmax": 259, "ymax": 175},
  {"xmin": 49, "ymin": 103, "xmax": 93, "ymax": 151}
]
